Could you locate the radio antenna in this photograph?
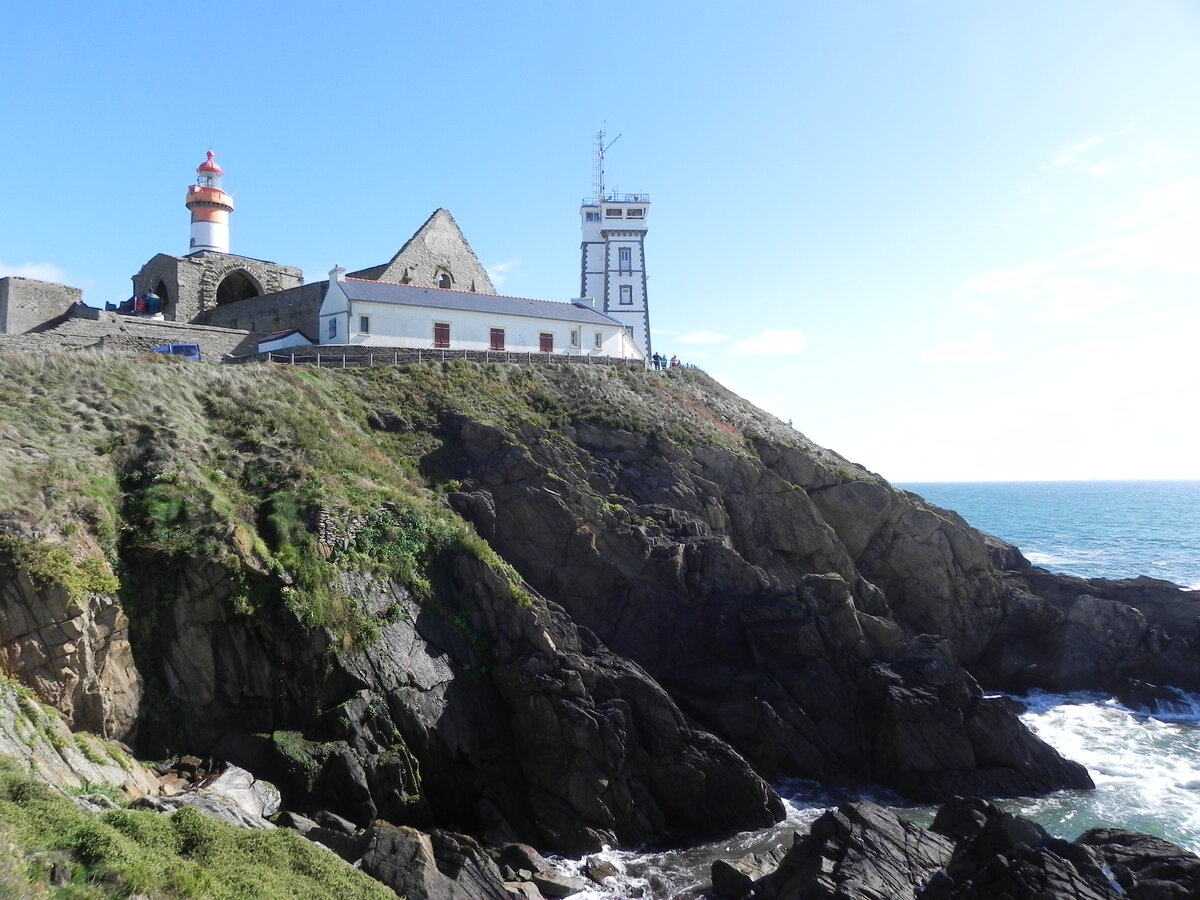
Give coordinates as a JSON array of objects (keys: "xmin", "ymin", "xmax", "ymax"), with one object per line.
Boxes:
[{"xmin": 592, "ymin": 125, "xmax": 621, "ymax": 203}]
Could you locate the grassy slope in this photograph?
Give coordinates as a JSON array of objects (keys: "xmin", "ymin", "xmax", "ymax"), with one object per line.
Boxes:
[
  {"xmin": 0, "ymin": 351, "xmax": 842, "ymax": 539},
  {"xmin": 0, "ymin": 352, "xmax": 850, "ymax": 639},
  {"xmin": 0, "ymin": 754, "xmax": 394, "ymax": 900}
]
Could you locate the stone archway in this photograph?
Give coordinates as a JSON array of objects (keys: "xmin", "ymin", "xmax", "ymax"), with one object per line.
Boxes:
[
  {"xmin": 215, "ymin": 270, "xmax": 264, "ymax": 306},
  {"xmin": 152, "ymin": 279, "xmax": 173, "ymax": 317}
]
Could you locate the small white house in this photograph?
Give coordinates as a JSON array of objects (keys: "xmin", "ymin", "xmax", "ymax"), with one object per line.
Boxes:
[
  {"xmin": 317, "ymin": 267, "xmax": 644, "ymax": 360},
  {"xmin": 257, "ymin": 328, "xmax": 314, "ymax": 354}
]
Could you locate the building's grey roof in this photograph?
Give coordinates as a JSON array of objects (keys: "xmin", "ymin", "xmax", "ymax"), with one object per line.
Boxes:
[
  {"xmin": 339, "ymin": 278, "xmax": 621, "ymax": 326},
  {"xmin": 259, "ymin": 328, "xmax": 314, "ymax": 342}
]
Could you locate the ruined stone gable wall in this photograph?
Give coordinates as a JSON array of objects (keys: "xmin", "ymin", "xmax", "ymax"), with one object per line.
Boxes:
[
  {"xmin": 0, "ymin": 277, "xmax": 82, "ymax": 334},
  {"xmin": 350, "ymin": 209, "xmax": 497, "ymax": 294},
  {"xmin": 131, "ymin": 254, "xmax": 194, "ymax": 322},
  {"xmin": 197, "ymin": 281, "xmax": 325, "ymax": 338}
]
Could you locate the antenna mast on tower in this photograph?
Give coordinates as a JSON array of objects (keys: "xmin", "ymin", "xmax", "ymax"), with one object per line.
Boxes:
[{"xmin": 592, "ymin": 126, "xmax": 621, "ymax": 204}]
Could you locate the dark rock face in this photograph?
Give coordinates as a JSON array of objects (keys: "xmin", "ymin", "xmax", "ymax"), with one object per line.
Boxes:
[
  {"xmin": 339, "ymin": 555, "xmax": 783, "ymax": 853},
  {"xmin": 718, "ymin": 799, "xmax": 1200, "ymax": 900},
  {"xmin": 444, "ymin": 418, "xmax": 1091, "ymax": 801},
  {"xmin": 0, "ymin": 554, "xmax": 140, "ymax": 739},
  {"xmin": 358, "ymin": 825, "xmax": 512, "ymax": 900},
  {"xmin": 120, "ymin": 546, "xmax": 781, "ymax": 854},
  {"xmin": 1078, "ymin": 829, "xmax": 1200, "ymax": 898},
  {"xmin": 926, "ymin": 799, "xmax": 1120, "ymax": 900},
  {"xmin": 750, "ymin": 802, "xmax": 954, "ymax": 900},
  {"xmin": 753, "ymin": 440, "xmax": 1200, "ymax": 700},
  {"xmin": 985, "ymin": 570, "xmax": 1200, "ymax": 694}
]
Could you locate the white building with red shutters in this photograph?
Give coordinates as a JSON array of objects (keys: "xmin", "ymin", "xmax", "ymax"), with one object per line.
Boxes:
[{"xmin": 317, "ymin": 267, "xmax": 643, "ymax": 359}]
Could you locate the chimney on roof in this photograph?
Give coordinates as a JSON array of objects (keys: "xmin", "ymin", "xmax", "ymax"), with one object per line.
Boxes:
[
  {"xmin": 330, "ymin": 265, "xmax": 346, "ymax": 283},
  {"xmin": 571, "ymin": 297, "xmax": 595, "ymax": 308}
]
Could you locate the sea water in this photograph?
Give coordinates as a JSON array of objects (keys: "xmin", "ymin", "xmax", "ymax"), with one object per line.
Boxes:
[
  {"xmin": 560, "ymin": 481, "xmax": 1200, "ymax": 898},
  {"xmin": 900, "ymin": 480, "xmax": 1200, "ymax": 589}
]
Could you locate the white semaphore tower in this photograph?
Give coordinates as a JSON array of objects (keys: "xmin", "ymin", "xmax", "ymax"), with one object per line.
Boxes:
[
  {"xmin": 185, "ymin": 150, "xmax": 234, "ymax": 254},
  {"xmin": 580, "ymin": 129, "xmax": 651, "ymax": 358}
]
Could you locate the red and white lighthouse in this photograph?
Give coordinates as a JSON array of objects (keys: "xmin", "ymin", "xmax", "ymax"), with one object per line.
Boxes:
[{"xmin": 185, "ymin": 151, "xmax": 234, "ymax": 254}]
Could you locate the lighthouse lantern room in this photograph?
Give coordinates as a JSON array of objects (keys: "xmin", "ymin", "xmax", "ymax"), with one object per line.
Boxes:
[{"xmin": 185, "ymin": 151, "xmax": 234, "ymax": 254}]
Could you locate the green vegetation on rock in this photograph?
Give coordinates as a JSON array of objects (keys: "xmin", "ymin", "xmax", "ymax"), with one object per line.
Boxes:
[
  {"xmin": 0, "ymin": 755, "xmax": 394, "ymax": 899},
  {"xmin": 0, "ymin": 536, "xmax": 118, "ymax": 605}
]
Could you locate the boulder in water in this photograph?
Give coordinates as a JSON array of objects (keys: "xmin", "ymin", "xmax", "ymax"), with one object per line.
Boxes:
[
  {"xmin": 716, "ymin": 798, "xmax": 1200, "ymax": 900},
  {"xmin": 1078, "ymin": 828, "xmax": 1200, "ymax": 898},
  {"xmin": 748, "ymin": 802, "xmax": 953, "ymax": 899}
]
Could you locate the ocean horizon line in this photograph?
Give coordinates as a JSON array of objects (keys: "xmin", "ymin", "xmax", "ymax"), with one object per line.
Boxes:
[{"xmin": 896, "ymin": 477, "xmax": 1200, "ymax": 486}]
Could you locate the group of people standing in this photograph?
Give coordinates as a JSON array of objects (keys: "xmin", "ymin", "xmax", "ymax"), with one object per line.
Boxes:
[{"xmin": 650, "ymin": 352, "xmax": 679, "ymax": 371}]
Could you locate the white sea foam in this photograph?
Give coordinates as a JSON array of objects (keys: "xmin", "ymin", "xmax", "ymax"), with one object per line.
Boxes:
[
  {"xmin": 1024, "ymin": 550, "xmax": 1074, "ymax": 567},
  {"xmin": 1014, "ymin": 691, "xmax": 1200, "ymax": 852},
  {"xmin": 554, "ymin": 691, "xmax": 1200, "ymax": 898},
  {"xmin": 551, "ymin": 781, "xmax": 836, "ymax": 898}
]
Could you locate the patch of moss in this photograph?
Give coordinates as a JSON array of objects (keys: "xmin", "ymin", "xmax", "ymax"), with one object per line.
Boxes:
[
  {"xmin": 270, "ymin": 731, "xmax": 323, "ymax": 794},
  {"xmin": 74, "ymin": 735, "xmax": 108, "ymax": 768},
  {"xmin": 0, "ymin": 536, "xmax": 119, "ymax": 604}
]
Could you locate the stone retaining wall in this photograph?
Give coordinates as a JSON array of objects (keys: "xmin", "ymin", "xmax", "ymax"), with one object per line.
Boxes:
[
  {"xmin": 0, "ymin": 277, "xmax": 82, "ymax": 335},
  {"xmin": 197, "ymin": 281, "xmax": 325, "ymax": 338}
]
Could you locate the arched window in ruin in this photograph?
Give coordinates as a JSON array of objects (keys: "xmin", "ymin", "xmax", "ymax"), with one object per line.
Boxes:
[
  {"xmin": 436, "ymin": 270, "xmax": 453, "ymax": 290},
  {"xmin": 152, "ymin": 279, "xmax": 173, "ymax": 316},
  {"xmin": 216, "ymin": 270, "xmax": 263, "ymax": 306}
]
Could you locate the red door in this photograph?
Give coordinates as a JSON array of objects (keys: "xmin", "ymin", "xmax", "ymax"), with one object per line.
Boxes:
[
  {"xmin": 433, "ymin": 322, "xmax": 450, "ymax": 348},
  {"xmin": 539, "ymin": 332, "xmax": 553, "ymax": 353}
]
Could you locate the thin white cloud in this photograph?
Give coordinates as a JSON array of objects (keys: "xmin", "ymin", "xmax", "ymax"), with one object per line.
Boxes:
[
  {"xmin": 920, "ymin": 336, "xmax": 1005, "ymax": 364},
  {"xmin": 966, "ymin": 299, "xmax": 998, "ymax": 320},
  {"xmin": 486, "ymin": 258, "xmax": 522, "ymax": 288},
  {"xmin": 1025, "ymin": 278, "xmax": 1134, "ymax": 323},
  {"xmin": 0, "ymin": 261, "xmax": 69, "ymax": 282},
  {"xmin": 964, "ymin": 263, "xmax": 1136, "ymax": 324},
  {"xmin": 1036, "ymin": 339, "xmax": 1121, "ymax": 363},
  {"xmin": 729, "ymin": 328, "xmax": 807, "ymax": 356},
  {"xmin": 1108, "ymin": 177, "xmax": 1200, "ymax": 232},
  {"xmin": 1072, "ymin": 209, "xmax": 1200, "ymax": 277},
  {"xmin": 960, "ymin": 177, "xmax": 1200, "ymax": 322},
  {"xmin": 1046, "ymin": 130, "xmax": 1190, "ymax": 179},
  {"xmin": 966, "ymin": 263, "xmax": 1052, "ymax": 295},
  {"xmin": 1049, "ymin": 135, "xmax": 1102, "ymax": 171},
  {"xmin": 676, "ymin": 329, "xmax": 731, "ymax": 345}
]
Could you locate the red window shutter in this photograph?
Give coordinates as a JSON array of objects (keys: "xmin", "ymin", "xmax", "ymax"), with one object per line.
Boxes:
[
  {"xmin": 539, "ymin": 332, "xmax": 553, "ymax": 353},
  {"xmin": 490, "ymin": 328, "xmax": 505, "ymax": 351},
  {"xmin": 434, "ymin": 322, "xmax": 450, "ymax": 348}
]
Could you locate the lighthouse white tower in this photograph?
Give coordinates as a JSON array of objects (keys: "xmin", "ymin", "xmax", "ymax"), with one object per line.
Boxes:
[
  {"xmin": 580, "ymin": 130, "xmax": 651, "ymax": 358},
  {"xmin": 185, "ymin": 151, "xmax": 234, "ymax": 254}
]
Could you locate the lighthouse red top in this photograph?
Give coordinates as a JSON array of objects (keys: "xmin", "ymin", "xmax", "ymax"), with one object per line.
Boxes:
[{"xmin": 197, "ymin": 150, "xmax": 224, "ymax": 176}]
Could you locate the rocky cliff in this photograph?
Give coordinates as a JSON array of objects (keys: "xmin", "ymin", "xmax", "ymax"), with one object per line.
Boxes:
[{"xmin": 1, "ymin": 352, "xmax": 1197, "ymax": 862}]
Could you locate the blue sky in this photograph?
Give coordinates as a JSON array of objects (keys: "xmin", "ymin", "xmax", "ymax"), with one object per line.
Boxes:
[{"xmin": 4, "ymin": 1, "xmax": 1199, "ymax": 481}]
